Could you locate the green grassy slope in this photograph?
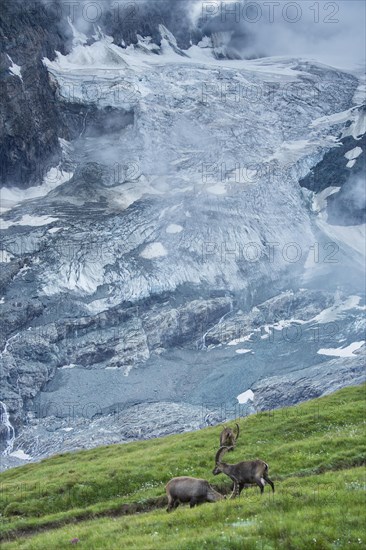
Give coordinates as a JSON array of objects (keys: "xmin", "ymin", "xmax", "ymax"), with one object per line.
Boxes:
[{"xmin": 0, "ymin": 384, "xmax": 365, "ymax": 549}]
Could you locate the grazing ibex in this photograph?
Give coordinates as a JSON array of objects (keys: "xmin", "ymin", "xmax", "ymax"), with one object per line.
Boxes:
[
  {"xmin": 219, "ymin": 423, "xmax": 240, "ymax": 450},
  {"xmin": 165, "ymin": 476, "xmax": 236, "ymax": 512},
  {"xmin": 213, "ymin": 446, "xmax": 274, "ymax": 496}
]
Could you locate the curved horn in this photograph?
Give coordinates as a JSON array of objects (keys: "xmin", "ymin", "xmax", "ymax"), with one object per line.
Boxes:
[
  {"xmin": 234, "ymin": 423, "xmax": 240, "ymax": 441},
  {"xmin": 229, "ymin": 477, "xmax": 239, "ymax": 499},
  {"xmin": 215, "ymin": 445, "xmax": 232, "ymax": 464}
]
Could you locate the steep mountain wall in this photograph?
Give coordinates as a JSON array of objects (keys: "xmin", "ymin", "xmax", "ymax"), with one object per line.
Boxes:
[{"xmin": 0, "ymin": 0, "xmax": 74, "ymax": 187}]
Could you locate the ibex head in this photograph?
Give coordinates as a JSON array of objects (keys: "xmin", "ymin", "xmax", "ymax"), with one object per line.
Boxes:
[
  {"xmin": 219, "ymin": 423, "xmax": 240, "ymax": 449},
  {"xmin": 212, "ymin": 445, "xmax": 232, "ymax": 475}
]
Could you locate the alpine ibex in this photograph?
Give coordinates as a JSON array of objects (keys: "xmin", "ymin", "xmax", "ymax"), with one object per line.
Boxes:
[
  {"xmin": 213, "ymin": 446, "xmax": 274, "ymax": 496},
  {"xmin": 165, "ymin": 476, "xmax": 236, "ymax": 512},
  {"xmin": 219, "ymin": 423, "xmax": 240, "ymax": 450}
]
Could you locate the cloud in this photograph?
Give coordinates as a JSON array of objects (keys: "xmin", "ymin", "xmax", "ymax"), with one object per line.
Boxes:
[
  {"xmin": 38, "ymin": 0, "xmax": 200, "ymax": 48},
  {"xmin": 193, "ymin": 1, "xmax": 366, "ymax": 70},
  {"xmin": 35, "ymin": 1, "xmax": 365, "ymax": 69}
]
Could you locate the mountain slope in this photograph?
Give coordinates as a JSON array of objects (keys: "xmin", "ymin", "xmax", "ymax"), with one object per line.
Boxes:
[{"xmin": 0, "ymin": 384, "xmax": 365, "ymax": 548}]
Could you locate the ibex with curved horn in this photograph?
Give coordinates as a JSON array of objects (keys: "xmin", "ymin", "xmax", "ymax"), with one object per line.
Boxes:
[
  {"xmin": 165, "ymin": 476, "xmax": 237, "ymax": 512},
  {"xmin": 219, "ymin": 423, "xmax": 240, "ymax": 450},
  {"xmin": 213, "ymin": 446, "xmax": 274, "ymax": 496}
]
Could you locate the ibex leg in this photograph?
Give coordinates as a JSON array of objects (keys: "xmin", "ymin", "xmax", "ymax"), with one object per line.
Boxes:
[
  {"xmin": 264, "ymin": 475, "xmax": 275, "ymax": 493},
  {"xmin": 255, "ymin": 478, "xmax": 265, "ymax": 494}
]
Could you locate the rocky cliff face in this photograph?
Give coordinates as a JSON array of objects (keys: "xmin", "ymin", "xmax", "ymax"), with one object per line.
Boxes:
[
  {"xmin": 0, "ymin": 1, "xmax": 365, "ymax": 469},
  {"xmin": 300, "ymin": 105, "xmax": 366, "ymax": 225},
  {"xmin": 0, "ymin": 1, "xmax": 74, "ymax": 187}
]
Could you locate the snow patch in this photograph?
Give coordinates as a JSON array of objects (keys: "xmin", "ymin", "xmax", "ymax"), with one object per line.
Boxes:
[
  {"xmin": 235, "ymin": 348, "xmax": 252, "ymax": 354},
  {"xmin": 1, "ymin": 215, "xmax": 59, "ymax": 229},
  {"xmin": 345, "ymin": 146, "xmax": 362, "ymax": 160},
  {"xmin": 237, "ymin": 389, "xmax": 254, "ymax": 404},
  {"xmin": 166, "ymin": 224, "xmax": 183, "ymax": 234},
  {"xmin": 7, "ymin": 55, "xmax": 22, "ymax": 80},
  {"xmin": 227, "ymin": 335, "xmax": 254, "ymax": 346},
  {"xmin": 140, "ymin": 242, "xmax": 167, "ymax": 259},
  {"xmin": 312, "ymin": 295, "xmax": 365, "ymax": 323},
  {"xmin": 317, "ymin": 341, "xmax": 365, "ymax": 357},
  {"xmin": 60, "ymin": 364, "xmax": 77, "ymax": 369},
  {"xmin": 344, "ymin": 145, "xmax": 362, "ymax": 168},
  {"xmin": 9, "ymin": 450, "xmax": 31, "ymax": 460}
]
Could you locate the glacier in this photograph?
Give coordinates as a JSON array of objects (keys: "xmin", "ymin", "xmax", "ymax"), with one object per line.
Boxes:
[{"xmin": 0, "ymin": 22, "xmax": 365, "ymax": 469}]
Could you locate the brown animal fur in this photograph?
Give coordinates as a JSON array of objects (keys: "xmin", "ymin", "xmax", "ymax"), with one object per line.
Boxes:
[
  {"xmin": 219, "ymin": 423, "xmax": 240, "ymax": 451},
  {"xmin": 213, "ymin": 446, "xmax": 274, "ymax": 496},
  {"xmin": 165, "ymin": 476, "xmax": 237, "ymax": 512}
]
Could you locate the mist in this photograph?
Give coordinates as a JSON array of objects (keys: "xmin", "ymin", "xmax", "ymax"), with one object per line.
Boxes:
[
  {"xmin": 38, "ymin": 0, "xmax": 201, "ymax": 49},
  {"xmin": 328, "ymin": 172, "xmax": 366, "ymax": 226},
  {"xmin": 35, "ymin": 1, "xmax": 365, "ymax": 71},
  {"xmin": 195, "ymin": 0, "xmax": 366, "ymax": 71}
]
